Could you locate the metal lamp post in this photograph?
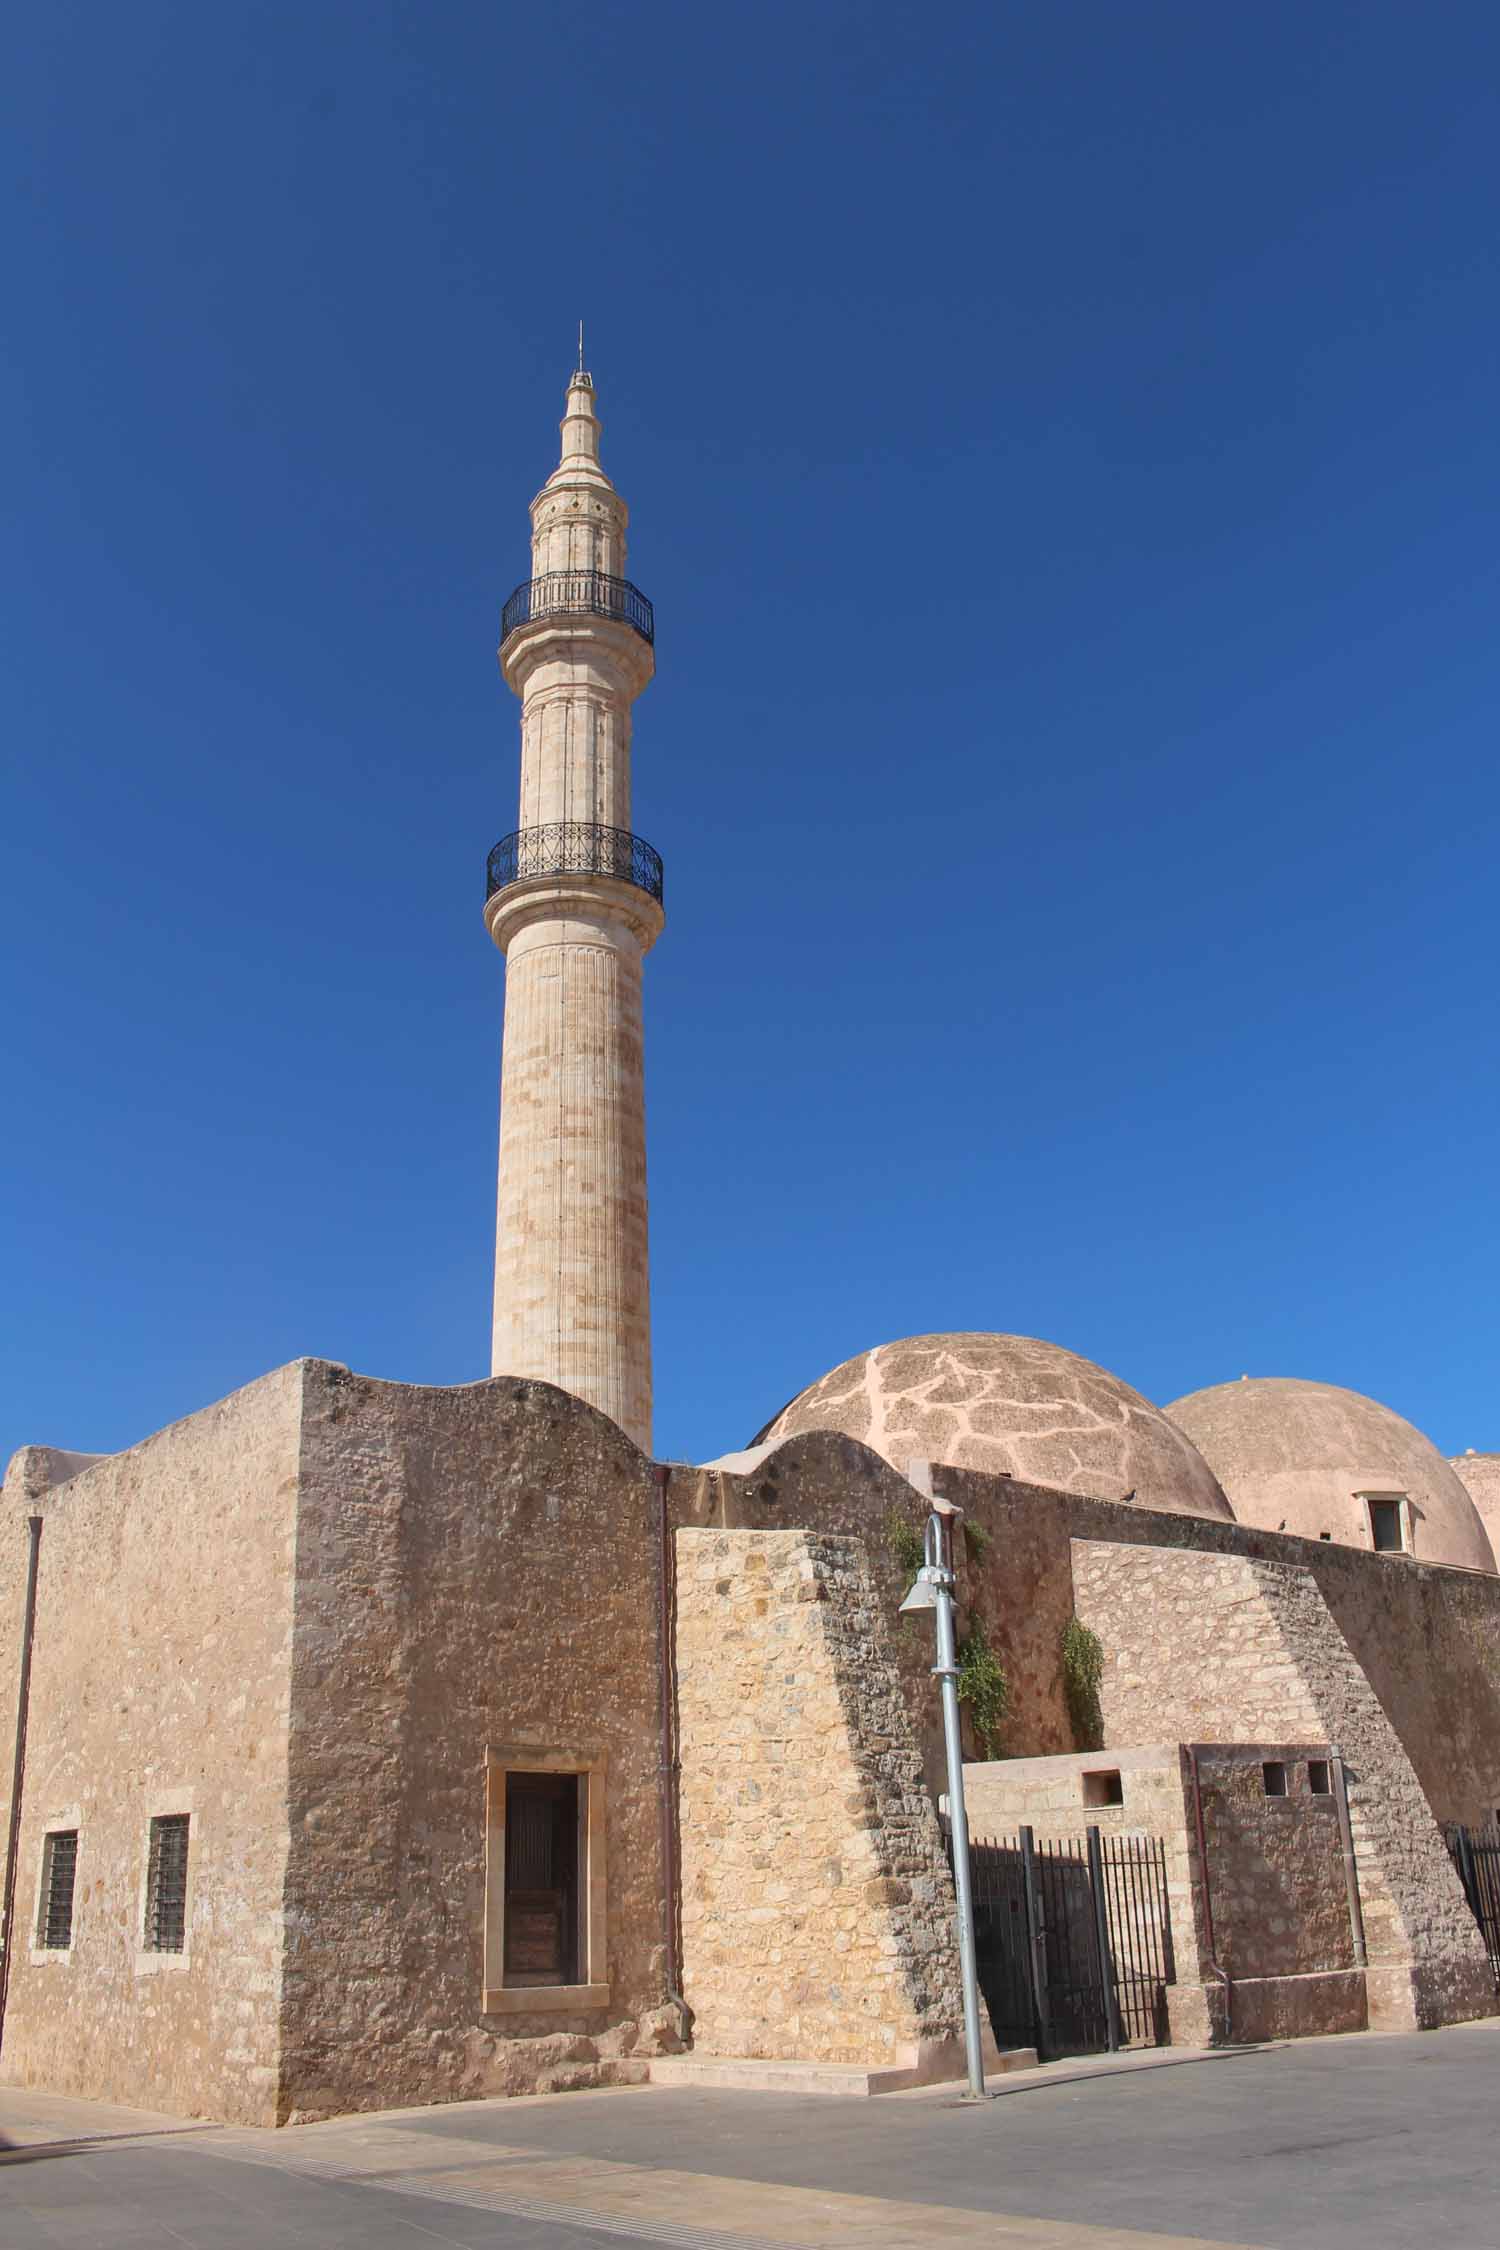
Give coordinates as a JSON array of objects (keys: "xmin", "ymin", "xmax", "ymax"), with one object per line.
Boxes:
[{"xmin": 899, "ymin": 1462, "xmax": 989, "ymax": 2102}]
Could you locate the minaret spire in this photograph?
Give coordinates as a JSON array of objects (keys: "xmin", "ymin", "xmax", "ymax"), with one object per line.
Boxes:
[{"xmin": 483, "ymin": 370, "xmax": 663, "ymax": 1451}]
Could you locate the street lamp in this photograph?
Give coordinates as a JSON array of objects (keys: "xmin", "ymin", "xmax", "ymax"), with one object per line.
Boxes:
[{"xmin": 899, "ymin": 1459, "xmax": 990, "ymax": 2102}]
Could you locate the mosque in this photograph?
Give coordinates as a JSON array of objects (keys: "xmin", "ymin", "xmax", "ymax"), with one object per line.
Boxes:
[{"xmin": 2, "ymin": 364, "xmax": 1498, "ymax": 2126}]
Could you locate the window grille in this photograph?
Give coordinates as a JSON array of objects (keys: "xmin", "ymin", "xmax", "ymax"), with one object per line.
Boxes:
[
  {"xmin": 144, "ymin": 1814, "xmax": 190, "ymax": 1952},
  {"xmin": 502, "ymin": 1773, "xmax": 580, "ymax": 1986},
  {"xmin": 37, "ymin": 1829, "xmax": 78, "ymax": 1949}
]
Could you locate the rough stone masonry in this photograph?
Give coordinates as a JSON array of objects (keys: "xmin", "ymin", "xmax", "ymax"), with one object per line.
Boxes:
[{"xmin": 674, "ymin": 1528, "xmax": 964, "ymax": 2072}]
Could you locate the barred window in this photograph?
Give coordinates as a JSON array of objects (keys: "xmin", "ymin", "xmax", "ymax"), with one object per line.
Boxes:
[
  {"xmin": 482, "ymin": 1747, "xmax": 609, "ymax": 2013},
  {"xmin": 503, "ymin": 1773, "xmax": 580, "ymax": 1986},
  {"xmin": 144, "ymin": 1815, "xmax": 190, "ymax": 1952},
  {"xmin": 37, "ymin": 1829, "xmax": 78, "ymax": 1950}
]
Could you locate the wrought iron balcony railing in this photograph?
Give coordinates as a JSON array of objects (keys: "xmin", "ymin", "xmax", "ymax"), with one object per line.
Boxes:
[
  {"xmin": 486, "ymin": 821, "xmax": 665, "ymax": 906},
  {"xmin": 500, "ymin": 570, "xmax": 654, "ymax": 647}
]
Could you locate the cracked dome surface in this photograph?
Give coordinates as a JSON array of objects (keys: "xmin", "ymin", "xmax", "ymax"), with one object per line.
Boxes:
[{"xmin": 756, "ymin": 1333, "xmax": 1233, "ymax": 1519}]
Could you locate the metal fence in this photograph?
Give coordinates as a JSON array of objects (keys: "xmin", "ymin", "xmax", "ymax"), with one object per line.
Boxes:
[
  {"xmin": 962, "ymin": 1824, "xmax": 1174, "ymax": 2060},
  {"xmin": 1099, "ymin": 1832, "xmax": 1178, "ymax": 2046},
  {"xmin": 500, "ymin": 569, "xmax": 654, "ymax": 647},
  {"xmin": 1445, "ymin": 1823, "xmax": 1500, "ymax": 1982},
  {"xmin": 486, "ymin": 821, "xmax": 665, "ymax": 906}
]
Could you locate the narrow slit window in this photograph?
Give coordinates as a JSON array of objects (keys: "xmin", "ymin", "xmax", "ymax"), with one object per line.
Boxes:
[
  {"xmin": 1308, "ymin": 1760, "xmax": 1332, "ymax": 1796},
  {"xmin": 144, "ymin": 1815, "xmax": 191, "ymax": 1952},
  {"xmin": 1262, "ymin": 1761, "xmax": 1288, "ymax": 1797},
  {"xmin": 37, "ymin": 1829, "xmax": 78, "ymax": 1949}
]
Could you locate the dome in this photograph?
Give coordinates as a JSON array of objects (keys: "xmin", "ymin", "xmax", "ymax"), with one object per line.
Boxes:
[
  {"xmin": 1164, "ymin": 1379, "xmax": 1496, "ymax": 1573},
  {"xmin": 755, "ymin": 1333, "xmax": 1234, "ymax": 1519},
  {"xmin": 1451, "ymin": 1454, "xmax": 1500, "ymax": 1565}
]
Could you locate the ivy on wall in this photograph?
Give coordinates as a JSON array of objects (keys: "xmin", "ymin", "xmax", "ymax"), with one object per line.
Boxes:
[
  {"xmin": 957, "ymin": 1618, "xmax": 1010, "ymax": 1757},
  {"xmin": 883, "ymin": 1507, "xmax": 926, "ymax": 1582},
  {"xmin": 1061, "ymin": 1615, "xmax": 1104, "ymax": 1750}
]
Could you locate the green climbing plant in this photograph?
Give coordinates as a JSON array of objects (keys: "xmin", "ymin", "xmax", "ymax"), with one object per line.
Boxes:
[
  {"xmin": 1061, "ymin": 1615, "xmax": 1104, "ymax": 1751},
  {"xmin": 957, "ymin": 1617, "xmax": 1010, "ymax": 1757},
  {"xmin": 884, "ymin": 1507, "xmax": 926, "ymax": 1582},
  {"xmin": 963, "ymin": 1517, "xmax": 992, "ymax": 1561}
]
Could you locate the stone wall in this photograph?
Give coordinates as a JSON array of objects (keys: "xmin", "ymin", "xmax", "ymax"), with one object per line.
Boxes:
[
  {"xmin": 674, "ymin": 1527, "xmax": 963, "ymax": 2069},
  {"xmin": 961, "ymin": 1745, "xmax": 1202, "ymax": 1989},
  {"xmin": 7, "ymin": 1382, "xmax": 1499, "ymax": 2126},
  {"xmin": 961, "ymin": 1742, "xmax": 1356, "ymax": 2031},
  {"xmin": 278, "ymin": 1363, "xmax": 675, "ymax": 2121},
  {"xmin": 1194, "ymin": 1747, "xmax": 1351, "ymax": 1982},
  {"xmin": 0, "ymin": 1366, "xmax": 303, "ymax": 2125},
  {"xmin": 1071, "ymin": 1541, "xmax": 1493, "ymax": 2031},
  {"xmin": 670, "ymin": 1437, "xmax": 1500, "ymax": 1832},
  {"xmin": 667, "ymin": 1441, "xmax": 977, "ymax": 1795}
]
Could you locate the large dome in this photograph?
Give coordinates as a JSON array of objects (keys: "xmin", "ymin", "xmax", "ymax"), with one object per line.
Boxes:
[
  {"xmin": 755, "ymin": 1333, "xmax": 1234, "ymax": 1519},
  {"xmin": 1165, "ymin": 1379, "xmax": 1496, "ymax": 1573}
]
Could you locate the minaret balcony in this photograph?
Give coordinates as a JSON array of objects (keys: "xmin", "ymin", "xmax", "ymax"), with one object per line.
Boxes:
[
  {"xmin": 486, "ymin": 821, "xmax": 665, "ymax": 907},
  {"xmin": 500, "ymin": 569, "xmax": 654, "ymax": 648}
]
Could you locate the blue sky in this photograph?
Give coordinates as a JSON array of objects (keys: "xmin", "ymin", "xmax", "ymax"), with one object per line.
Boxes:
[{"xmin": 4, "ymin": 1, "xmax": 1497, "ymax": 1471}]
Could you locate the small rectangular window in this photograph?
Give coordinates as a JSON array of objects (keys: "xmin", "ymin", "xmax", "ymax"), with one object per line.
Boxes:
[
  {"xmin": 504, "ymin": 1773, "xmax": 580, "ymax": 1986},
  {"xmin": 37, "ymin": 1829, "xmax": 78, "ymax": 1949},
  {"xmin": 1262, "ymin": 1761, "xmax": 1288, "ymax": 1797},
  {"xmin": 144, "ymin": 1815, "xmax": 190, "ymax": 1952},
  {"xmin": 1308, "ymin": 1760, "xmax": 1331, "ymax": 1796},
  {"xmin": 1366, "ymin": 1497, "xmax": 1406, "ymax": 1554},
  {"xmin": 1082, "ymin": 1770, "xmax": 1124, "ymax": 1807}
]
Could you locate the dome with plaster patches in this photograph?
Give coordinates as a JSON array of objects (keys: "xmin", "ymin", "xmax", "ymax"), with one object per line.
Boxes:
[
  {"xmin": 754, "ymin": 1333, "xmax": 1234, "ymax": 1520},
  {"xmin": 1166, "ymin": 1379, "xmax": 1497, "ymax": 1572}
]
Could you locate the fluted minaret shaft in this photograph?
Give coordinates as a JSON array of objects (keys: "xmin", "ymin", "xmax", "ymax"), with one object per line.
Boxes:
[{"xmin": 484, "ymin": 369, "xmax": 662, "ymax": 1451}]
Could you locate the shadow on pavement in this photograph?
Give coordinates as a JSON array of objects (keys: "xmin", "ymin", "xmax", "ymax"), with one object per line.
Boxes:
[
  {"xmin": 964, "ymin": 2043, "xmax": 1283, "ymax": 2105},
  {"xmin": 0, "ymin": 2124, "xmax": 220, "ymax": 2166}
]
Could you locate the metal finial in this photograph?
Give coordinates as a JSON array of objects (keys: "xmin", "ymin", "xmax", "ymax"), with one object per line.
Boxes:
[{"xmin": 578, "ymin": 320, "xmax": 585, "ymax": 374}]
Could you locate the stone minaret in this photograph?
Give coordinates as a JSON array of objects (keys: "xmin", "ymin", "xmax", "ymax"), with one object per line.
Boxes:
[{"xmin": 484, "ymin": 358, "xmax": 663, "ymax": 1452}]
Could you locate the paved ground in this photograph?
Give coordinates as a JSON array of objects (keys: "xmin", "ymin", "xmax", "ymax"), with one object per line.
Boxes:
[{"xmin": 3, "ymin": 2022, "xmax": 1498, "ymax": 2249}]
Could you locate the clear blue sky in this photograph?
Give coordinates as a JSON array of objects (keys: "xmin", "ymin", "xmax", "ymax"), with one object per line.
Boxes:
[{"xmin": 4, "ymin": 2, "xmax": 1497, "ymax": 1473}]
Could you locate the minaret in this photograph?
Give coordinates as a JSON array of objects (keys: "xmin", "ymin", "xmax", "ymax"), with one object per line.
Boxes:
[{"xmin": 484, "ymin": 354, "xmax": 663, "ymax": 1452}]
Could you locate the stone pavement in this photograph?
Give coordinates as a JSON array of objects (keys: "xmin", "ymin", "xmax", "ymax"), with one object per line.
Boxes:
[{"xmin": 3, "ymin": 2022, "xmax": 1499, "ymax": 2248}]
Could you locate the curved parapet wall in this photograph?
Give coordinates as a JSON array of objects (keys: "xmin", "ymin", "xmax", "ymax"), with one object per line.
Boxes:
[{"xmin": 1165, "ymin": 1378, "xmax": 1496, "ymax": 1574}]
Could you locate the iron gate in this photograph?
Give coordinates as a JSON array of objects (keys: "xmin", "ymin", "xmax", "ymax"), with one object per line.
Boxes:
[
  {"xmin": 961, "ymin": 1824, "xmax": 1174, "ymax": 2060},
  {"xmin": 1445, "ymin": 1824, "xmax": 1500, "ymax": 1982}
]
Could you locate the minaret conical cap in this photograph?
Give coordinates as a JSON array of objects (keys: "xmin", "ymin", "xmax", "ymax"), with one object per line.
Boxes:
[{"xmin": 555, "ymin": 357, "xmax": 603, "ymax": 475}]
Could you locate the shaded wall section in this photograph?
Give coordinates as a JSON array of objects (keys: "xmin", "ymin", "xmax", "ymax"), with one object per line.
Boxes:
[{"xmin": 279, "ymin": 1364, "xmax": 674, "ymax": 2121}]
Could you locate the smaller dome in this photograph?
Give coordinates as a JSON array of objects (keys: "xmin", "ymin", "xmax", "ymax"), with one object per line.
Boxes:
[
  {"xmin": 756, "ymin": 1333, "xmax": 1233, "ymax": 1519},
  {"xmin": 1450, "ymin": 1453, "xmax": 1500, "ymax": 1566},
  {"xmin": 1165, "ymin": 1379, "xmax": 1496, "ymax": 1573}
]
